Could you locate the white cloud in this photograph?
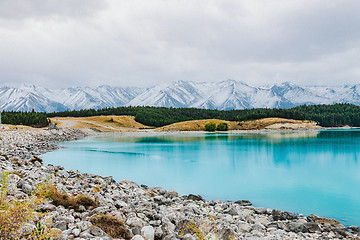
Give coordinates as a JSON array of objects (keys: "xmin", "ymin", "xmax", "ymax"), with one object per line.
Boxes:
[{"xmin": 0, "ymin": 0, "xmax": 359, "ymax": 88}]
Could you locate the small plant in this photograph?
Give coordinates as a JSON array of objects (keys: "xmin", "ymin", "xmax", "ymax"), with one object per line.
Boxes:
[
  {"xmin": 106, "ymin": 118, "xmax": 115, "ymax": 123},
  {"xmin": 11, "ymin": 158, "xmax": 22, "ymax": 166},
  {"xmin": 216, "ymin": 122, "xmax": 229, "ymax": 131},
  {"xmin": 31, "ymin": 220, "xmax": 61, "ymax": 240},
  {"xmin": 0, "ymin": 172, "xmax": 61, "ymax": 239},
  {"xmin": 30, "ymin": 156, "xmax": 43, "ymax": 164},
  {"xmin": 7, "ymin": 170, "xmax": 24, "ymax": 178},
  {"xmin": 180, "ymin": 212, "xmax": 234, "ymax": 240},
  {"xmin": 90, "ymin": 214, "xmax": 132, "ymax": 240},
  {"xmin": 36, "ymin": 181, "xmax": 98, "ymax": 211},
  {"xmin": 204, "ymin": 122, "xmax": 216, "ymax": 132}
]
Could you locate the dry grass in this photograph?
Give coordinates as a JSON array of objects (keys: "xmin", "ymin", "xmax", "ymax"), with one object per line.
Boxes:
[
  {"xmin": 29, "ymin": 156, "xmax": 43, "ymax": 164},
  {"xmin": 50, "ymin": 116, "xmax": 319, "ymax": 132},
  {"xmin": 90, "ymin": 214, "xmax": 132, "ymax": 240},
  {"xmin": 156, "ymin": 119, "xmax": 236, "ymax": 131},
  {"xmin": 7, "ymin": 171, "xmax": 24, "ymax": 178},
  {"xmin": 49, "ymin": 192, "xmax": 98, "ymax": 211},
  {"xmin": 50, "ymin": 115, "xmax": 150, "ymax": 132},
  {"xmin": 156, "ymin": 118, "xmax": 318, "ymax": 131},
  {"xmin": 237, "ymin": 118, "xmax": 318, "ymax": 130},
  {"xmin": 35, "ymin": 181, "xmax": 98, "ymax": 211}
]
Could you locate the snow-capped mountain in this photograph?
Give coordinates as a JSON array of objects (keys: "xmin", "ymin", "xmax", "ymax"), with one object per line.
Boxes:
[
  {"xmin": 1, "ymin": 81, "xmax": 360, "ymax": 112},
  {"xmin": 0, "ymin": 84, "xmax": 145, "ymax": 112}
]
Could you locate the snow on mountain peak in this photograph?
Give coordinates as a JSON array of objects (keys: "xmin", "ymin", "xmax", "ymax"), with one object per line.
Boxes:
[{"xmin": 1, "ymin": 81, "xmax": 360, "ymax": 112}]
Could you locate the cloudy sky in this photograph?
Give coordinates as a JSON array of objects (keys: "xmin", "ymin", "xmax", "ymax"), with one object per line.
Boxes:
[{"xmin": 0, "ymin": 0, "xmax": 360, "ymax": 88}]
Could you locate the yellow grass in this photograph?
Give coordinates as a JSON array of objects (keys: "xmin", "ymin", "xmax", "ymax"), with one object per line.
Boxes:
[
  {"xmin": 156, "ymin": 117, "xmax": 319, "ymax": 131},
  {"xmin": 50, "ymin": 116, "xmax": 150, "ymax": 132},
  {"xmin": 237, "ymin": 117, "xmax": 318, "ymax": 130}
]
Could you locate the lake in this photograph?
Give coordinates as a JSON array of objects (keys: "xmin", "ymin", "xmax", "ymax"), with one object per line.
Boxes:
[{"xmin": 41, "ymin": 130, "xmax": 360, "ymax": 226}]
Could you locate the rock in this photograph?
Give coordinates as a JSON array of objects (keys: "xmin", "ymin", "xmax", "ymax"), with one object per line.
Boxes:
[
  {"xmin": 186, "ymin": 194, "xmax": 204, "ymax": 201},
  {"xmin": 251, "ymin": 223, "xmax": 265, "ymax": 232},
  {"xmin": 72, "ymin": 228, "xmax": 81, "ymax": 237},
  {"xmin": 76, "ymin": 221, "xmax": 92, "ymax": 231},
  {"xmin": 78, "ymin": 205, "xmax": 86, "ymax": 212},
  {"xmin": 308, "ymin": 214, "xmax": 345, "ymax": 228},
  {"xmin": 224, "ymin": 206, "xmax": 238, "ymax": 216},
  {"xmin": 90, "ymin": 226, "xmax": 105, "ymax": 236},
  {"xmin": 132, "ymin": 228, "xmax": 141, "ymax": 235},
  {"xmin": 288, "ymin": 222, "xmax": 307, "ymax": 233},
  {"xmin": 219, "ymin": 227, "xmax": 236, "ymax": 240},
  {"xmin": 254, "ymin": 207, "xmax": 267, "ymax": 214},
  {"xmin": 304, "ymin": 222, "xmax": 322, "ymax": 233},
  {"xmin": 141, "ymin": 226, "xmax": 155, "ymax": 240},
  {"xmin": 127, "ymin": 217, "xmax": 146, "ymax": 229},
  {"xmin": 238, "ymin": 221, "xmax": 252, "ymax": 232},
  {"xmin": 38, "ymin": 204, "xmax": 56, "ymax": 212},
  {"xmin": 182, "ymin": 233, "xmax": 196, "ymax": 240},
  {"xmin": 165, "ymin": 190, "xmax": 179, "ymax": 198},
  {"xmin": 22, "ymin": 183, "xmax": 33, "ymax": 194},
  {"xmin": 132, "ymin": 235, "xmax": 145, "ymax": 240},
  {"xmin": 53, "ymin": 220, "xmax": 67, "ymax": 231},
  {"xmin": 154, "ymin": 227, "xmax": 163, "ymax": 238},
  {"xmin": 55, "ymin": 215, "xmax": 75, "ymax": 224},
  {"xmin": 79, "ymin": 231, "xmax": 94, "ymax": 239},
  {"xmin": 234, "ymin": 200, "xmax": 252, "ymax": 206},
  {"xmin": 348, "ymin": 225, "xmax": 360, "ymax": 233},
  {"xmin": 58, "ymin": 169, "xmax": 70, "ymax": 178},
  {"xmin": 272, "ymin": 210, "xmax": 297, "ymax": 221}
]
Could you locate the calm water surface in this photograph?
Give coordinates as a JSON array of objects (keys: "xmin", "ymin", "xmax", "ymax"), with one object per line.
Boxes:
[{"xmin": 41, "ymin": 130, "xmax": 360, "ymax": 226}]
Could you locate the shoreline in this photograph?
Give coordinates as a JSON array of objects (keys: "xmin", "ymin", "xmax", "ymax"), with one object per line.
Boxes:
[{"xmin": 0, "ymin": 128, "xmax": 359, "ymax": 239}]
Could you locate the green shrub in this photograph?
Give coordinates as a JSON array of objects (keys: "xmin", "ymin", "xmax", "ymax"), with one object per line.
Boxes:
[
  {"xmin": 216, "ymin": 122, "xmax": 229, "ymax": 131},
  {"xmin": 204, "ymin": 122, "xmax": 216, "ymax": 131}
]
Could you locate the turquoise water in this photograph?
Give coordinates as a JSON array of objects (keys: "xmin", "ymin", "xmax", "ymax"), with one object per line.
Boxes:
[{"xmin": 41, "ymin": 130, "xmax": 360, "ymax": 226}]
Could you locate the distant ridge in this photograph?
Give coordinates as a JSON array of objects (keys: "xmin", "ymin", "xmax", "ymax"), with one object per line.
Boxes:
[{"xmin": 1, "ymin": 80, "xmax": 360, "ymax": 112}]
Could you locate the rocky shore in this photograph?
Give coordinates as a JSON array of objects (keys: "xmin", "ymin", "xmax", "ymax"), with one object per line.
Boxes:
[{"xmin": 0, "ymin": 129, "xmax": 359, "ymax": 239}]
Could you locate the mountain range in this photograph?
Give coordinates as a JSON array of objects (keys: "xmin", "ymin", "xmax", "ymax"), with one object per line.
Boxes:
[{"xmin": 1, "ymin": 80, "xmax": 360, "ymax": 112}]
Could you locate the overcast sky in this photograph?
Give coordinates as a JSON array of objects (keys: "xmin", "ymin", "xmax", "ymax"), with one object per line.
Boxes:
[{"xmin": 0, "ymin": 0, "xmax": 360, "ymax": 88}]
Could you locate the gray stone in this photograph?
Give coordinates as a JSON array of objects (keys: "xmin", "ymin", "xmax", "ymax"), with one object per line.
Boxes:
[
  {"xmin": 22, "ymin": 183, "xmax": 33, "ymax": 194},
  {"xmin": 79, "ymin": 231, "xmax": 94, "ymax": 238},
  {"xmin": 55, "ymin": 215, "xmax": 75, "ymax": 224},
  {"xmin": 186, "ymin": 194, "xmax": 204, "ymax": 201},
  {"xmin": 141, "ymin": 226, "xmax": 155, "ymax": 240},
  {"xmin": 251, "ymin": 223, "xmax": 265, "ymax": 232},
  {"xmin": 254, "ymin": 207, "xmax": 267, "ymax": 214},
  {"xmin": 132, "ymin": 235, "xmax": 145, "ymax": 240},
  {"xmin": 76, "ymin": 221, "xmax": 92, "ymax": 231},
  {"xmin": 58, "ymin": 169, "xmax": 69, "ymax": 178},
  {"xmin": 38, "ymin": 204, "xmax": 56, "ymax": 212},
  {"xmin": 90, "ymin": 226, "xmax": 105, "ymax": 236},
  {"xmin": 154, "ymin": 227, "xmax": 163, "ymax": 238},
  {"xmin": 53, "ymin": 220, "xmax": 67, "ymax": 231},
  {"xmin": 234, "ymin": 200, "xmax": 252, "ymax": 206},
  {"xmin": 132, "ymin": 228, "xmax": 141, "ymax": 235},
  {"xmin": 72, "ymin": 228, "xmax": 81, "ymax": 237},
  {"xmin": 182, "ymin": 233, "xmax": 196, "ymax": 240},
  {"xmin": 127, "ymin": 217, "xmax": 146, "ymax": 229},
  {"xmin": 272, "ymin": 210, "xmax": 297, "ymax": 221},
  {"xmin": 288, "ymin": 222, "xmax": 308, "ymax": 233},
  {"xmin": 304, "ymin": 222, "xmax": 322, "ymax": 233},
  {"xmin": 238, "ymin": 221, "xmax": 251, "ymax": 232}
]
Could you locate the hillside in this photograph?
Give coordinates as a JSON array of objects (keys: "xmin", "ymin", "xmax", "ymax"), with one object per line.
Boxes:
[{"xmin": 156, "ymin": 118, "xmax": 319, "ymax": 131}]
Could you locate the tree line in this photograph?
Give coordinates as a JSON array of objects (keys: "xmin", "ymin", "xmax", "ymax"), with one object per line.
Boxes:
[
  {"xmin": 47, "ymin": 103, "xmax": 360, "ymax": 127},
  {"xmin": 2, "ymin": 103, "xmax": 360, "ymax": 128},
  {"xmin": 1, "ymin": 111, "xmax": 49, "ymax": 127}
]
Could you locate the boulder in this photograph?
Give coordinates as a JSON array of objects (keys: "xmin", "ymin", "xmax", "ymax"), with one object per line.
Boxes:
[{"xmin": 141, "ymin": 226, "xmax": 155, "ymax": 240}]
